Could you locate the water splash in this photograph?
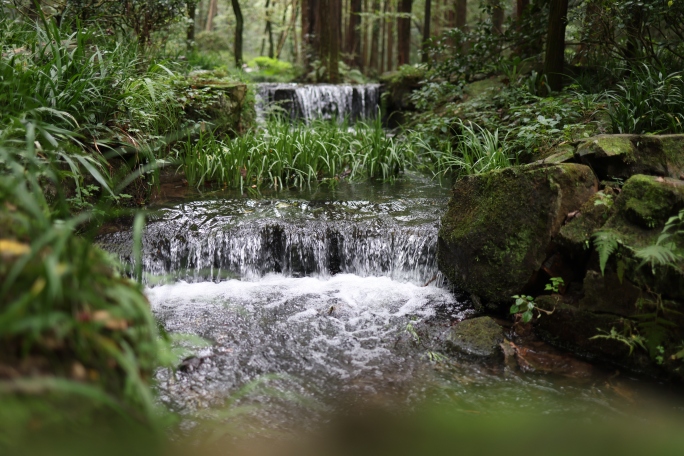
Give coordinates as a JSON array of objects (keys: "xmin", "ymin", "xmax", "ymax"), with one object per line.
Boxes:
[{"xmin": 256, "ymin": 83, "xmax": 381, "ymax": 123}]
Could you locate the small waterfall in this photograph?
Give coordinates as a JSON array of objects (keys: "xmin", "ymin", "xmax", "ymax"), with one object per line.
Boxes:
[
  {"xmin": 98, "ymin": 198, "xmax": 445, "ymax": 285},
  {"xmin": 256, "ymin": 83, "xmax": 381, "ymax": 123}
]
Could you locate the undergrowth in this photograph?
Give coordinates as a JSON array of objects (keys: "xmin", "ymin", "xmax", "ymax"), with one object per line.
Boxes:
[{"xmin": 180, "ymin": 118, "xmax": 411, "ymax": 190}]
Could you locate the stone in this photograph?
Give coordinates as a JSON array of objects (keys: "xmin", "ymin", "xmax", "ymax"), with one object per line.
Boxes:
[
  {"xmin": 575, "ymin": 134, "xmax": 682, "ymax": 180},
  {"xmin": 438, "ymin": 163, "xmax": 598, "ymax": 307},
  {"xmin": 445, "ymin": 317, "xmax": 504, "ymax": 358},
  {"xmin": 183, "ymin": 75, "xmax": 250, "ymax": 136},
  {"xmin": 556, "ymin": 188, "xmax": 616, "ymax": 259}
]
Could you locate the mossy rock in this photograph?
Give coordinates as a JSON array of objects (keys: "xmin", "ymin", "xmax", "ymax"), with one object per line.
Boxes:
[
  {"xmin": 600, "ymin": 174, "xmax": 684, "ymax": 300},
  {"xmin": 462, "ymin": 77, "xmax": 505, "ymax": 99},
  {"xmin": 557, "ymin": 188, "xmax": 616, "ymax": 258},
  {"xmin": 534, "ymin": 143, "xmax": 577, "ymax": 165},
  {"xmin": 576, "ymin": 134, "xmax": 684, "ymax": 180},
  {"xmin": 182, "ymin": 75, "xmax": 250, "ymax": 136},
  {"xmin": 438, "ymin": 163, "xmax": 598, "ymax": 307},
  {"xmin": 445, "ymin": 317, "xmax": 504, "ymax": 358}
]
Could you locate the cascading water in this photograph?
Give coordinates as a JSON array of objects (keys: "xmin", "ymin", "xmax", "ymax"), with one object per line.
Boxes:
[
  {"xmin": 256, "ymin": 83, "xmax": 381, "ymax": 123},
  {"xmin": 99, "ymin": 177, "xmax": 475, "ymax": 418}
]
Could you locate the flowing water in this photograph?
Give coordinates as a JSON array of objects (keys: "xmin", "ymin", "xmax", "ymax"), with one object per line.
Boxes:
[
  {"xmin": 97, "ymin": 87, "xmax": 684, "ymax": 439},
  {"xmin": 256, "ymin": 83, "xmax": 381, "ymax": 123},
  {"xmin": 99, "ymin": 175, "xmax": 683, "ymax": 431}
]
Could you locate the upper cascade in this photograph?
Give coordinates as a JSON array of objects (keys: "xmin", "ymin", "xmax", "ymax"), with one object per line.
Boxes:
[{"xmin": 256, "ymin": 83, "xmax": 381, "ymax": 123}]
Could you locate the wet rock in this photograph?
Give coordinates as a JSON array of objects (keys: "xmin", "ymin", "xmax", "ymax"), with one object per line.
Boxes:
[
  {"xmin": 575, "ymin": 134, "xmax": 684, "ymax": 181},
  {"xmin": 445, "ymin": 317, "xmax": 504, "ymax": 358},
  {"xmin": 438, "ymin": 163, "xmax": 598, "ymax": 307}
]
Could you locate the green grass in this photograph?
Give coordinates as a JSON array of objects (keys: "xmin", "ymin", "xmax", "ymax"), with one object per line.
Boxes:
[
  {"xmin": 180, "ymin": 117, "xmax": 413, "ymax": 191},
  {"xmin": 411, "ymin": 120, "xmax": 518, "ymax": 178}
]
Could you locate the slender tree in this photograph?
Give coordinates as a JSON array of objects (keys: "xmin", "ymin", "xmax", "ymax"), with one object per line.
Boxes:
[
  {"xmin": 231, "ymin": 0, "xmax": 243, "ymax": 66},
  {"xmin": 491, "ymin": 0, "xmax": 504, "ymax": 35},
  {"xmin": 455, "ymin": 0, "xmax": 466, "ymax": 29},
  {"xmin": 187, "ymin": 1, "xmax": 196, "ymax": 50},
  {"xmin": 543, "ymin": 0, "xmax": 569, "ymax": 91},
  {"xmin": 397, "ymin": 0, "xmax": 412, "ymax": 66},
  {"xmin": 422, "ymin": 0, "xmax": 431, "ymax": 63},
  {"xmin": 386, "ymin": 0, "xmax": 394, "ymax": 71},
  {"xmin": 346, "ymin": 0, "xmax": 362, "ymax": 67},
  {"xmin": 205, "ymin": 0, "xmax": 217, "ymax": 31},
  {"xmin": 370, "ymin": 0, "xmax": 381, "ymax": 71}
]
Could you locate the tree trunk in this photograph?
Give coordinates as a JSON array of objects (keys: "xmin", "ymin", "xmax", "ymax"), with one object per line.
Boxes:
[
  {"xmin": 231, "ymin": 0, "xmax": 243, "ymax": 66},
  {"xmin": 397, "ymin": 0, "xmax": 412, "ymax": 66},
  {"xmin": 421, "ymin": 0, "xmax": 431, "ymax": 63},
  {"xmin": 361, "ymin": 0, "xmax": 369, "ymax": 70},
  {"xmin": 543, "ymin": 0, "xmax": 569, "ymax": 92},
  {"xmin": 380, "ymin": 0, "xmax": 388, "ymax": 73},
  {"xmin": 455, "ymin": 0, "xmax": 466, "ymax": 29},
  {"xmin": 319, "ymin": 0, "xmax": 341, "ymax": 82},
  {"xmin": 516, "ymin": 0, "xmax": 529, "ymax": 19},
  {"xmin": 187, "ymin": 1, "xmax": 196, "ymax": 50},
  {"xmin": 302, "ymin": 0, "xmax": 320, "ymax": 70},
  {"xmin": 492, "ymin": 0, "xmax": 504, "ymax": 35},
  {"xmin": 347, "ymin": 0, "xmax": 362, "ymax": 67},
  {"xmin": 370, "ymin": 0, "xmax": 381, "ymax": 71},
  {"xmin": 205, "ymin": 0, "xmax": 218, "ymax": 31},
  {"xmin": 386, "ymin": 0, "xmax": 394, "ymax": 71}
]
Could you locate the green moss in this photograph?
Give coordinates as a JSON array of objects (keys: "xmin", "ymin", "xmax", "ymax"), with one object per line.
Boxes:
[
  {"xmin": 438, "ymin": 163, "xmax": 597, "ymax": 305},
  {"xmin": 618, "ymin": 175, "xmax": 684, "ymax": 229},
  {"xmin": 577, "ymin": 135, "xmax": 637, "ymax": 161},
  {"xmin": 660, "ymin": 135, "xmax": 684, "ymax": 176},
  {"xmin": 446, "ymin": 316, "xmax": 504, "ymax": 357},
  {"xmin": 463, "ymin": 77, "xmax": 505, "ymax": 99}
]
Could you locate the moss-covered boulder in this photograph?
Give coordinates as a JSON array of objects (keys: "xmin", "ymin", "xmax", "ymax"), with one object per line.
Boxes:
[
  {"xmin": 445, "ymin": 317, "xmax": 504, "ymax": 358},
  {"xmin": 535, "ymin": 174, "xmax": 684, "ymax": 380},
  {"xmin": 182, "ymin": 71, "xmax": 252, "ymax": 136},
  {"xmin": 576, "ymin": 134, "xmax": 684, "ymax": 180},
  {"xmin": 556, "ymin": 188, "xmax": 616, "ymax": 259},
  {"xmin": 438, "ymin": 163, "xmax": 598, "ymax": 307}
]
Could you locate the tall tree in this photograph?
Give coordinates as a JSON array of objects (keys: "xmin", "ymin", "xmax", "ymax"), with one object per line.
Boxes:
[
  {"xmin": 205, "ymin": 0, "xmax": 217, "ymax": 31},
  {"xmin": 397, "ymin": 0, "xmax": 412, "ymax": 66},
  {"xmin": 421, "ymin": 0, "xmax": 431, "ymax": 63},
  {"xmin": 187, "ymin": 1, "xmax": 196, "ymax": 50},
  {"xmin": 386, "ymin": 0, "xmax": 394, "ymax": 71},
  {"xmin": 346, "ymin": 0, "xmax": 362, "ymax": 67},
  {"xmin": 302, "ymin": 0, "xmax": 319, "ymax": 69},
  {"xmin": 543, "ymin": 0, "xmax": 569, "ymax": 91},
  {"xmin": 319, "ymin": 0, "xmax": 341, "ymax": 81},
  {"xmin": 369, "ymin": 0, "xmax": 381, "ymax": 71},
  {"xmin": 231, "ymin": 0, "xmax": 243, "ymax": 67},
  {"xmin": 491, "ymin": 0, "xmax": 504, "ymax": 35},
  {"xmin": 455, "ymin": 0, "xmax": 466, "ymax": 30}
]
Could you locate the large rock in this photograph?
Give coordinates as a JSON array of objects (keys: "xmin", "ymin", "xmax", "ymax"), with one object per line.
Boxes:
[
  {"xmin": 438, "ymin": 163, "xmax": 598, "ymax": 306},
  {"xmin": 535, "ymin": 174, "xmax": 684, "ymax": 380},
  {"xmin": 184, "ymin": 73, "xmax": 250, "ymax": 136},
  {"xmin": 575, "ymin": 134, "xmax": 684, "ymax": 180},
  {"xmin": 445, "ymin": 317, "xmax": 504, "ymax": 358}
]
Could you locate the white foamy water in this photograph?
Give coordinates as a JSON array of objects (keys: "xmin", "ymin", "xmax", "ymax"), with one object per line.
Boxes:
[{"xmin": 149, "ymin": 274, "xmax": 465, "ymax": 413}]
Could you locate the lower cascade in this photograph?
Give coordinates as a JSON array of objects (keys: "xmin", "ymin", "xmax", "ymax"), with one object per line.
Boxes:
[
  {"xmin": 256, "ymin": 83, "xmax": 381, "ymax": 122},
  {"xmin": 99, "ymin": 197, "xmax": 445, "ymax": 285}
]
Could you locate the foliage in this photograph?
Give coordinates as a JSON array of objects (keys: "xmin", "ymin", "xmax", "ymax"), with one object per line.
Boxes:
[
  {"xmin": 510, "ymin": 279, "xmax": 561, "ymax": 323},
  {"xmin": 412, "ymin": 121, "xmax": 517, "ymax": 178},
  {"xmin": 592, "ymin": 230, "xmax": 623, "ymax": 276},
  {"xmin": 606, "ymin": 65, "xmax": 684, "ymax": 134},
  {"xmin": 180, "ymin": 117, "xmax": 412, "ymax": 191}
]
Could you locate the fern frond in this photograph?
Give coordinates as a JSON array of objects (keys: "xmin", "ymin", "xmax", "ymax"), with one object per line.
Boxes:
[
  {"xmin": 635, "ymin": 243, "xmax": 678, "ymax": 271},
  {"xmin": 592, "ymin": 230, "xmax": 622, "ymax": 275}
]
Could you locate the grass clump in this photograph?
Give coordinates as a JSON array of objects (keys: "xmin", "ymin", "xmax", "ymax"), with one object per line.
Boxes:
[{"xmin": 181, "ymin": 118, "xmax": 412, "ymax": 190}]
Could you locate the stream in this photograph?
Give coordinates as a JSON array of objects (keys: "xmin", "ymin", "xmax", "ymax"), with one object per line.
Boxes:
[{"xmin": 98, "ymin": 84, "xmax": 684, "ymax": 440}]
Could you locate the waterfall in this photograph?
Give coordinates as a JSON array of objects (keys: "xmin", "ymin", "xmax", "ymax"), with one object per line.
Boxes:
[
  {"xmin": 256, "ymin": 83, "xmax": 381, "ymax": 123},
  {"xmin": 98, "ymin": 197, "xmax": 445, "ymax": 286}
]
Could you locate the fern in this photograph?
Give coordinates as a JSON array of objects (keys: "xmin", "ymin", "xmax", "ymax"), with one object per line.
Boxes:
[
  {"xmin": 592, "ymin": 230, "xmax": 622, "ymax": 275},
  {"xmin": 635, "ymin": 244, "xmax": 679, "ymax": 273}
]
